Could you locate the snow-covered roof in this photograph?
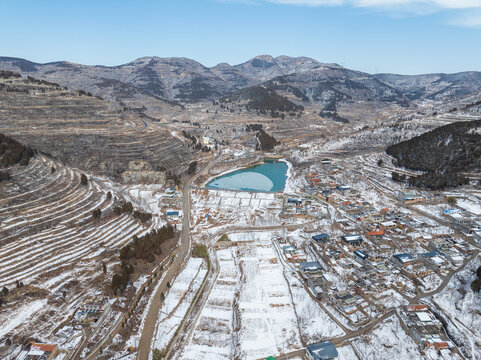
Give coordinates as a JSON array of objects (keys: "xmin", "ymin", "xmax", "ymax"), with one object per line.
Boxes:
[{"xmin": 416, "ymin": 312, "xmax": 431, "ymax": 322}]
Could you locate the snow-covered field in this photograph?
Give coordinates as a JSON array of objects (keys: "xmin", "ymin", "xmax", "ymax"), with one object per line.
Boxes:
[
  {"xmin": 190, "ymin": 189, "xmax": 288, "ymax": 237},
  {"xmin": 352, "ymin": 315, "xmax": 421, "ymax": 359},
  {"xmin": 151, "ymin": 257, "xmax": 207, "ymax": 355},
  {"xmin": 433, "ymin": 256, "xmax": 481, "ymax": 360},
  {"xmin": 179, "ymin": 231, "xmax": 343, "ymax": 360},
  {"xmin": 457, "ymin": 198, "xmax": 481, "ymax": 216}
]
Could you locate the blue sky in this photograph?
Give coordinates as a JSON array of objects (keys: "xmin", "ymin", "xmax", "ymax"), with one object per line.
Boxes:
[{"xmin": 0, "ymin": 0, "xmax": 480, "ymax": 74}]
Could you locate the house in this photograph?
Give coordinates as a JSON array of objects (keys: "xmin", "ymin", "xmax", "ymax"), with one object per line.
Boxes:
[
  {"xmin": 445, "ymin": 211, "xmax": 477, "ymax": 231},
  {"xmin": 341, "ymin": 234, "xmax": 363, "ymax": 246},
  {"xmin": 421, "ymin": 251, "xmax": 447, "ymax": 271},
  {"xmin": 369, "ymin": 213, "xmax": 385, "ymax": 222},
  {"xmin": 312, "ymin": 233, "xmax": 330, "ymax": 244},
  {"xmin": 401, "ymin": 305, "xmax": 446, "ymax": 349},
  {"xmin": 75, "ymin": 295, "xmax": 111, "ymax": 326},
  {"xmin": 355, "ymin": 264, "xmax": 377, "ymax": 278},
  {"xmin": 282, "ymin": 245, "xmax": 297, "ymax": 254},
  {"xmin": 405, "ymin": 304, "xmax": 429, "ymax": 312},
  {"xmin": 392, "ymin": 253, "xmax": 415, "ymax": 267},
  {"xmin": 443, "ymin": 250, "xmax": 464, "ymax": 266},
  {"xmin": 380, "ymin": 220, "xmax": 397, "ymax": 231},
  {"xmin": 15, "ymin": 342, "xmax": 59, "ymax": 360},
  {"xmin": 307, "ymin": 276, "xmax": 329, "ymax": 299},
  {"xmin": 299, "ymin": 261, "xmax": 323, "ymax": 274},
  {"xmin": 306, "ymin": 341, "xmax": 338, "ymax": 360},
  {"xmin": 202, "ymin": 136, "xmax": 215, "ymax": 149},
  {"xmin": 353, "ymin": 249, "xmax": 369, "ymax": 263},
  {"xmin": 366, "ymin": 230, "xmax": 384, "ymax": 239},
  {"xmin": 288, "ymin": 252, "xmax": 307, "ymax": 263},
  {"xmin": 331, "ymin": 291, "xmax": 358, "ymax": 313},
  {"xmin": 397, "ymin": 190, "xmax": 424, "ymax": 204},
  {"xmin": 336, "ymin": 185, "xmax": 351, "ymax": 193},
  {"xmin": 162, "ymin": 187, "xmax": 177, "ymax": 200},
  {"xmin": 166, "ymin": 210, "xmax": 181, "ymax": 221},
  {"xmin": 287, "ymin": 198, "xmax": 302, "ymax": 205}
]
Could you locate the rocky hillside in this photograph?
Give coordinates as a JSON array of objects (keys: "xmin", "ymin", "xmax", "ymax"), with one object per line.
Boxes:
[{"xmin": 0, "ymin": 71, "xmax": 193, "ymax": 178}]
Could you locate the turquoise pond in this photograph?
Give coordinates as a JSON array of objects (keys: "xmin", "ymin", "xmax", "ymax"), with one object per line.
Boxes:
[{"xmin": 206, "ymin": 160, "xmax": 288, "ymax": 192}]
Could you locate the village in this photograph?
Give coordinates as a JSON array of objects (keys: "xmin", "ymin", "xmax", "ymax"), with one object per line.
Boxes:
[
  {"xmin": 144, "ymin": 150, "xmax": 481, "ymax": 360},
  {"xmin": 1, "ymin": 148, "xmax": 481, "ymax": 360}
]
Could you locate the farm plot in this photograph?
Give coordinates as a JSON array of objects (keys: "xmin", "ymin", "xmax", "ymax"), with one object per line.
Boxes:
[
  {"xmin": 351, "ymin": 315, "xmax": 421, "ymax": 359},
  {"xmin": 190, "ymin": 190, "xmax": 285, "ymax": 236},
  {"xmin": 151, "ymin": 258, "xmax": 207, "ymax": 354},
  {"xmin": 0, "ymin": 156, "xmax": 169, "ymax": 349},
  {"xmin": 0, "ymin": 156, "xmax": 153, "ymax": 287},
  {"xmin": 180, "ymin": 231, "xmax": 343, "ymax": 360}
]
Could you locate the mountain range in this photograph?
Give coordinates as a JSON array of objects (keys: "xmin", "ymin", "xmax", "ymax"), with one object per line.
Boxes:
[{"xmin": 1, "ymin": 55, "xmax": 481, "ymax": 118}]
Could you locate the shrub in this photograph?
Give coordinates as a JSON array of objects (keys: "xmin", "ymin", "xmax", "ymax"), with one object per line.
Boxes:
[
  {"xmin": 0, "ymin": 171, "xmax": 10, "ymax": 182},
  {"xmin": 192, "ymin": 244, "xmax": 208, "ymax": 259},
  {"xmin": 92, "ymin": 208, "xmax": 102, "ymax": 219},
  {"xmin": 152, "ymin": 348, "xmax": 162, "ymax": 360},
  {"xmin": 447, "ymin": 196, "xmax": 457, "ymax": 206},
  {"xmin": 187, "ymin": 161, "xmax": 197, "ymax": 175},
  {"xmin": 80, "ymin": 174, "xmax": 88, "ymax": 186},
  {"xmin": 471, "ymin": 278, "xmax": 481, "ymax": 292},
  {"xmin": 219, "ymin": 234, "xmax": 230, "ymax": 242},
  {"xmin": 0, "ymin": 133, "xmax": 35, "ymax": 168}
]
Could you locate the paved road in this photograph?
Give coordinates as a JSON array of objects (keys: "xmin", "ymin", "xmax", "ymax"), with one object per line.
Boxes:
[{"xmin": 136, "ymin": 156, "xmax": 221, "ymax": 360}]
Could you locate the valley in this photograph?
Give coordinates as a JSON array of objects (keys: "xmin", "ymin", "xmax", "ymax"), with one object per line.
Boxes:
[{"xmin": 0, "ymin": 54, "xmax": 480, "ymax": 360}]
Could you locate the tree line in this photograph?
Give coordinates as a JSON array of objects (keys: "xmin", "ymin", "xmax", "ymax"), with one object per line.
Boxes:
[
  {"xmin": 0, "ymin": 133, "xmax": 35, "ymax": 168},
  {"xmin": 111, "ymin": 225, "xmax": 175, "ymax": 294}
]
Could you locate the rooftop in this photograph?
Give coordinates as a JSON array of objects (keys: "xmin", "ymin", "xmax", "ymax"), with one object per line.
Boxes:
[{"xmin": 306, "ymin": 341, "xmax": 339, "ymax": 360}]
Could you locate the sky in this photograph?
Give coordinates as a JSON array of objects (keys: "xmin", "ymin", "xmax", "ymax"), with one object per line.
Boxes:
[{"xmin": 0, "ymin": 0, "xmax": 480, "ymax": 74}]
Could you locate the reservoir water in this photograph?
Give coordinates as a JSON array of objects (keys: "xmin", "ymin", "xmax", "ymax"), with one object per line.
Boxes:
[{"xmin": 206, "ymin": 160, "xmax": 288, "ymax": 192}]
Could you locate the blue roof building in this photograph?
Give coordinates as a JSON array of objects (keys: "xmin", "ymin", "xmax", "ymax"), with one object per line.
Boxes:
[
  {"xmin": 392, "ymin": 253, "xmax": 415, "ymax": 266},
  {"xmin": 353, "ymin": 249, "xmax": 369, "ymax": 262},
  {"xmin": 421, "ymin": 251, "xmax": 438, "ymax": 258},
  {"xmin": 312, "ymin": 233, "xmax": 330, "ymax": 243},
  {"xmin": 306, "ymin": 341, "xmax": 338, "ymax": 360}
]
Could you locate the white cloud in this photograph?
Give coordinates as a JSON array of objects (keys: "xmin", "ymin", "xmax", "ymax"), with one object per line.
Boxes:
[
  {"xmin": 450, "ymin": 11, "xmax": 481, "ymax": 26},
  {"xmin": 258, "ymin": 0, "xmax": 481, "ymax": 26},
  {"xmin": 264, "ymin": 0, "xmax": 481, "ymax": 9}
]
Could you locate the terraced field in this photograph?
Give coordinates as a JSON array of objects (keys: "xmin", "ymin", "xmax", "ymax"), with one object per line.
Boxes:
[
  {"xmin": 0, "ymin": 73, "xmax": 193, "ymax": 176},
  {"xmin": 0, "ymin": 154, "xmax": 154, "ymax": 287}
]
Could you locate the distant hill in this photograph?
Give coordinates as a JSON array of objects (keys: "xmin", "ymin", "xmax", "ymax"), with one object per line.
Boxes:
[
  {"xmin": 219, "ymin": 85, "xmax": 303, "ymax": 115},
  {"xmin": 2, "ymin": 55, "xmax": 481, "ymax": 118},
  {"xmin": 374, "ymin": 72, "xmax": 481, "ymax": 101},
  {"xmin": 386, "ymin": 120, "xmax": 481, "ymax": 189}
]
